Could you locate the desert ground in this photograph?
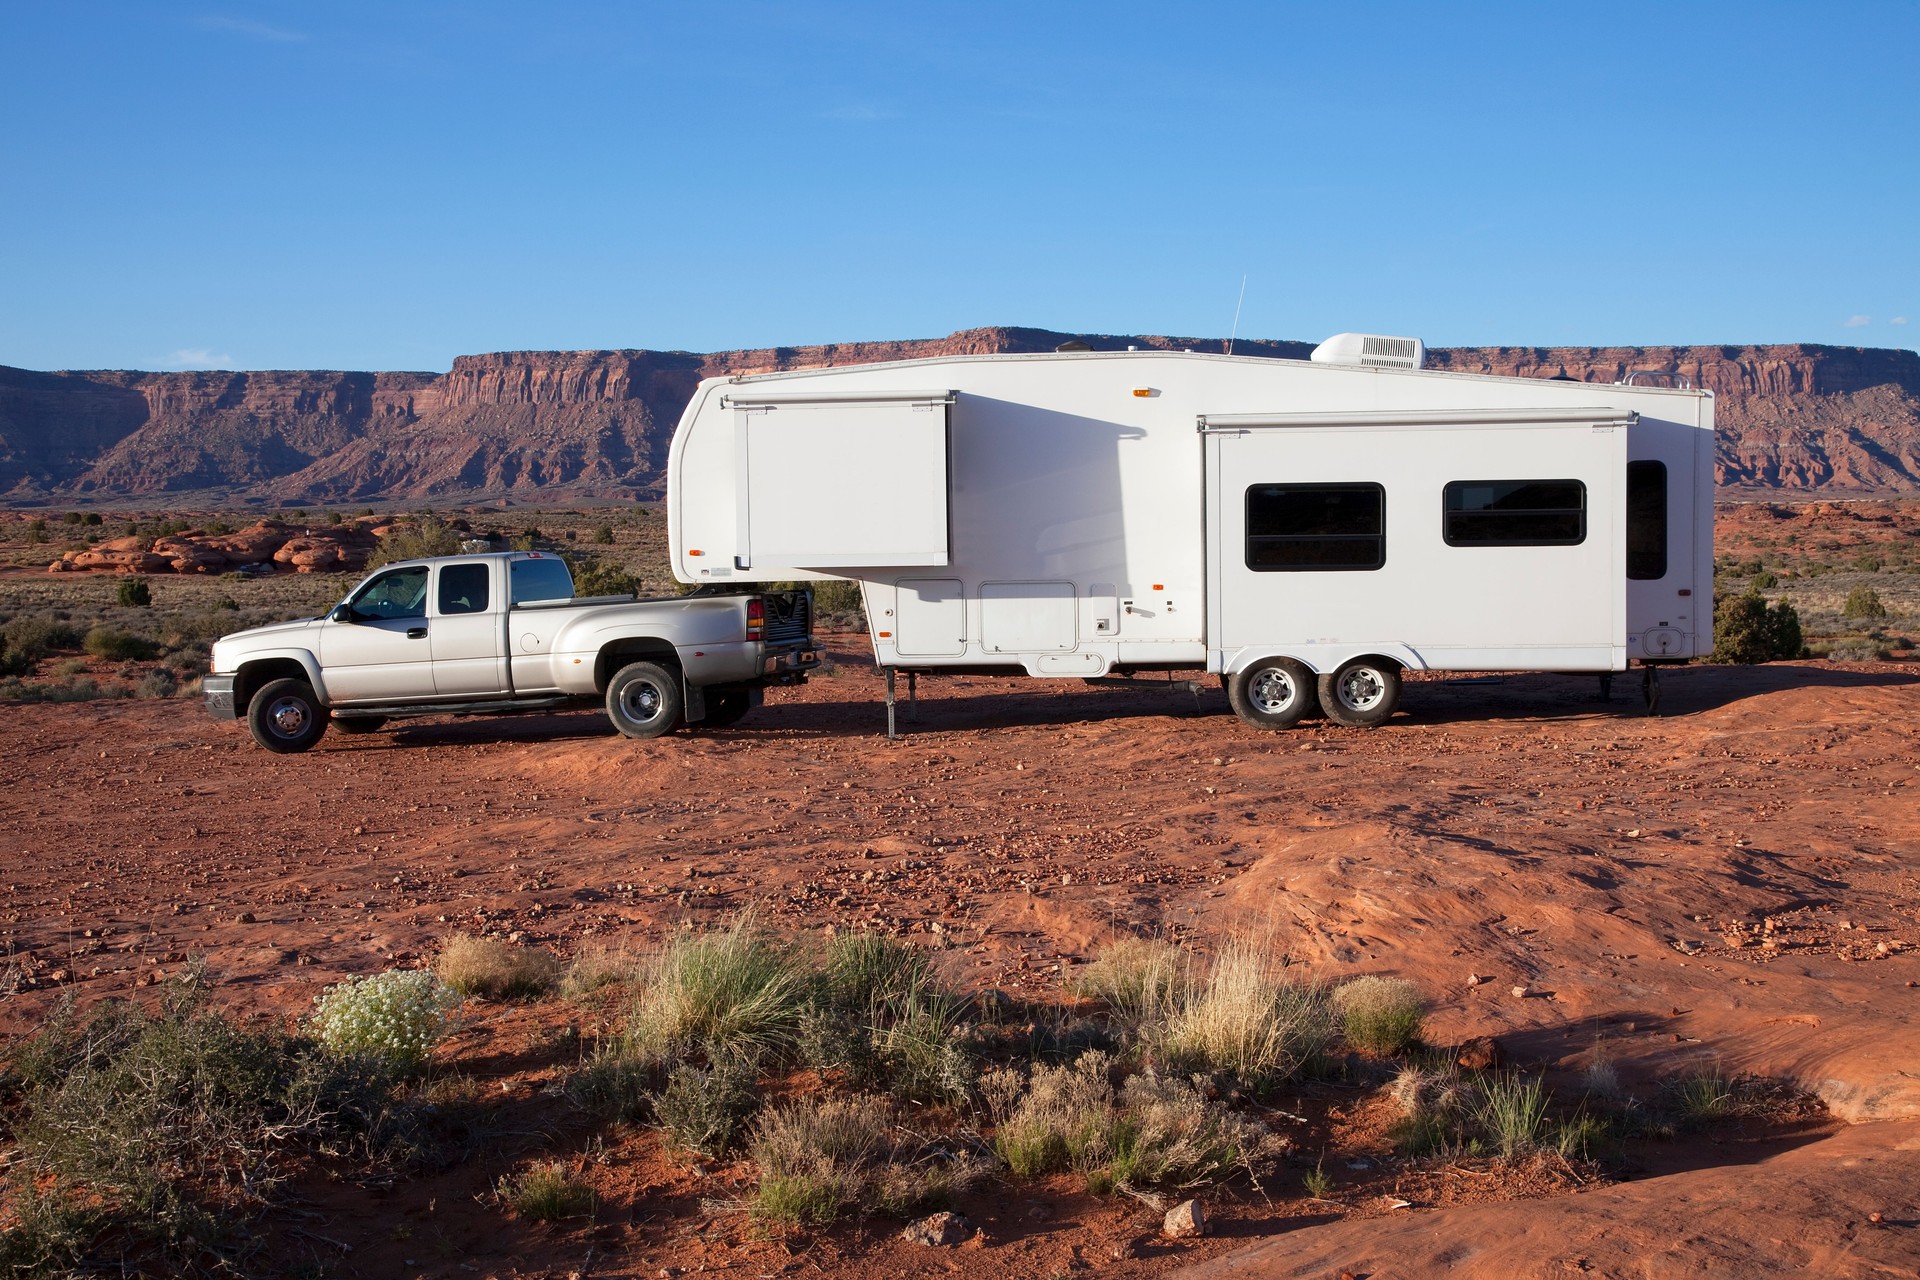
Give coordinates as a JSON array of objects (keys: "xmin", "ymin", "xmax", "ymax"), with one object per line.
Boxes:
[
  {"xmin": 2, "ymin": 501, "xmax": 1919, "ymax": 1278},
  {"xmin": 2, "ymin": 644, "xmax": 1918, "ymax": 1278}
]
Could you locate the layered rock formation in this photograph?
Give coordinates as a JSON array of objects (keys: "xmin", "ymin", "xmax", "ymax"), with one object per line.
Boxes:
[{"xmin": 4, "ymin": 330, "xmax": 1918, "ymax": 503}]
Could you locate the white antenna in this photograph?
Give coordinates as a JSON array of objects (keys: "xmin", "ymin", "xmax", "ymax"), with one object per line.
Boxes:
[{"xmin": 1226, "ymin": 273, "xmax": 1247, "ymax": 356}]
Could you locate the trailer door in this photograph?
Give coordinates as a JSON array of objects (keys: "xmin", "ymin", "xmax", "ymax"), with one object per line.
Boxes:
[{"xmin": 724, "ymin": 390, "xmax": 953, "ymax": 572}]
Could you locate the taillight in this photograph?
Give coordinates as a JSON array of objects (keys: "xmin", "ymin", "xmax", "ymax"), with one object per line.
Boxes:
[{"xmin": 747, "ymin": 598, "xmax": 764, "ymax": 640}]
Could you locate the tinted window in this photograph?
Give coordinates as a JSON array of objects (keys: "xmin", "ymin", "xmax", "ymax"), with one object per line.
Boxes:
[
  {"xmin": 438, "ymin": 562, "xmax": 490, "ymax": 615},
  {"xmin": 1443, "ymin": 480, "xmax": 1586, "ymax": 546},
  {"xmin": 1245, "ymin": 484, "xmax": 1385, "ymax": 571},
  {"xmin": 1627, "ymin": 460, "xmax": 1668, "ymax": 579},
  {"xmin": 350, "ymin": 567, "xmax": 428, "ymax": 620},
  {"xmin": 509, "ymin": 556, "xmax": 575, "ymax": 605}
]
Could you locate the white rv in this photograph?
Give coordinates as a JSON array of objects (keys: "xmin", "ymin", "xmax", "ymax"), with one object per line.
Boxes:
[{"xmin": 666, "ymin": 337, "xmax": 1713, "ymax": 732}]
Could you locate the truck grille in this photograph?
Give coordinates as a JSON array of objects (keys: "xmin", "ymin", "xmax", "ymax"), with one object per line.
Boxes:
[{"xmin": 762, "ymin": 594, "xmax": 811, "ymax": 645}]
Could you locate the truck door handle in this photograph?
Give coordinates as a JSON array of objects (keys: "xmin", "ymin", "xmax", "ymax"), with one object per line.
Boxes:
[{"xmin": 407, "ymin": 627, "xmax": 427, "ymax": 639}]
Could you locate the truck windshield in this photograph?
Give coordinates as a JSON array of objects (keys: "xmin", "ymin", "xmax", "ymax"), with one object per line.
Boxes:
[{"xmin": 510, "ymin": 557, "xmax": 574, "ymax": 605}]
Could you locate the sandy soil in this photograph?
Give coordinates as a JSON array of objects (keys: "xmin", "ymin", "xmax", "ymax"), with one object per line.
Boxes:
[{"xmin": 2, "ymin": 647, "xmax": 1918, "ymax": 1277}]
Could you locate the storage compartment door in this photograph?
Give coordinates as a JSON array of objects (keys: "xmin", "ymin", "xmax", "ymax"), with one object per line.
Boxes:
[
  {"xmin": 737, "ymin": 399, "xmax": 950, "ymax": 570},
  {"xmin": 894, "ymin": 578, "xmax": 967, "ymax": 657},
  {"xmin": 981, "ymin": 581, "xmax": 1076, "ymax": 653}
]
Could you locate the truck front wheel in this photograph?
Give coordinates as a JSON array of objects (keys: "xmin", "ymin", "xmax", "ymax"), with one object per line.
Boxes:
[
  {"xmin": 247, "ymin": 677, "xmax": 329, "ymax": 753},
  {"xmin": 606, "ymin": 661, "xmax": 682, "ymax": 739}
]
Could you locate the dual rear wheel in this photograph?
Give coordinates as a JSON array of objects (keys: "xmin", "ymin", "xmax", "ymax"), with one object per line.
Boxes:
[{"xmin": 1228, "ymin": 655, "xmax": 1401, "ymax": 731}]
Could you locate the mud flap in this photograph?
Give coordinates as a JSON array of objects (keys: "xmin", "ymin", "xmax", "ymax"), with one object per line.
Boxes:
[{"xmin": 683, "ymin": 679, "xmax": 707, "ymax": 724}]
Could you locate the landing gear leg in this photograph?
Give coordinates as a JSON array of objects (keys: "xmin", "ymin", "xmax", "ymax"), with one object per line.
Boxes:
[
  {"xmin": 1642, "ymin": 665, "xmax": 1662, "ymax": 717},
  {"xmin": 885, "ymin": 667, "xmax": 898, "ymax": 740},
  {"xmin": 1598, "ymin": 673, "xmax": 1613, "ymax": 702},
  {"xmin": 907, "ymin": 671, "xmax": 919, "ymax": 724}
]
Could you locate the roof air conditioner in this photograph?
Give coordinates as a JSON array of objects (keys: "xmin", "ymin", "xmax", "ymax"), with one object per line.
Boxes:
[{"xmin": 1310, "ymin": 332, "xmax": 1426, "ymax": 370}]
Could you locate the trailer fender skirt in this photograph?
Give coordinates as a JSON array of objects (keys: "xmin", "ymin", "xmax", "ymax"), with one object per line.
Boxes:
[{"xmin": 1220, "ymin": 643, "xmax": 1426, "ymax": 677}]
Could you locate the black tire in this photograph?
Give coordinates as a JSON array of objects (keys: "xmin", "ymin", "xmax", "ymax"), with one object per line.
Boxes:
[
  {"xmin": 1318, "ymin": 657, "xmax": 1401, "ymax": 728},
  {"xmin": 1227, "ymin": 657, "xmax": 1317, "ymax": 730},
  {"xmin": 247, "ymin": 677, "xmax": 329, "ymax": 753},
  {"xmin": 605, "ymin": 661, "xmax": 682, "ymax": 739},
  {"xmin": 699, "ymin": 686, "xmax": 760, "ymax": 728},
  {"xmin": 332, "ymin": 716, "xmax": 388, "ymax": 735}
]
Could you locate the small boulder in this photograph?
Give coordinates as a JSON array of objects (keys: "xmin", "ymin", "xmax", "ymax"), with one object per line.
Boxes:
[
  {"xmin": 1162, "ymin": 1199, "xmax": 1206, "ymax": 1239},
  {"xmin": 1455, "ymin": 1035, "xmax": 1505, "ymax": 1070},
  {"xmin": 901, "ymin": 1210, "xmax": 971, "ymax": 1247}
]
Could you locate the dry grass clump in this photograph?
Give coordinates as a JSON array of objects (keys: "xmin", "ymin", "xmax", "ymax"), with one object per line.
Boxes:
[
  {"xmin": 1150, "ymin": 929, "xmax": 1335, "ymax": 1090},
  {"xmin": 498, "ymin": 1160, "xmax": 594, "ymax": 1222},
  {"xmin": 1070, "ymin": 936, "xmax": 1190, "ymax": 1032},
  {"xmin": 434, "ymin": 934, "xmax": 560, "ymax": 1001},
  {"xmin": 1332, "ymin": 975, "xmax": 1425, "ymax": 1055},
  {"xmin": 747, "ymin": 1093, "xmax": 984, "ymax": 1229},
  {"xmin": 560, "ymin": 942, "xmax": 642, "ymax": 998},
  {"xmin": 985, "ymin": 1051, "xmax": 1273, "ymax": 1195},
  {"xmin": 626, "ymin": 915, "xmax": 809, "ymax": 1064},
  {"xmin": 801, "ymin": 932, "xmax": 975, "ymax": 1103}
]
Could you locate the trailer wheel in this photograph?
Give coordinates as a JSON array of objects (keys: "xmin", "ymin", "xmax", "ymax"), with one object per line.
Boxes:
[
  {"xmin": 605, "ymin": 661, "xmax": 682, "ymax": 739},
  {"xmin": 247, "ymin": 677, "xmax": 329, "ymax": 753},
  {"xmin": 1228, "ymin": 657, "xmax": 1317, "ymax": 730},
  {"xmin": 700, "ymin": 686, "xmax": 760, "ymax": 728},
  {"xmin": 1318, "ymin": 658, "xmax": 1400, "ymax": 728}
]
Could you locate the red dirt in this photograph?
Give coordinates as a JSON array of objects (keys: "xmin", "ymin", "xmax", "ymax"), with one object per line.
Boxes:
[{"xmin": 3, "ymin": 647, "xmax": 1918, "ymax": 1277}]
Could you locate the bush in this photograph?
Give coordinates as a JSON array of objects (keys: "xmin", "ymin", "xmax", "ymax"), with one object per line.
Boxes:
[
  {"xmin": 135, "ymin": 668, "xmax": 179, "ymax": 699},
  {"xmin": 1713, "ymin": 589, "xmax": 1804, "ymax": 663},
  {"xmin": 434, "ymin": 934, "xmax": 559, "ymax": 1000},
  {"xmin": 367, "ymin": 516, "xmax": 465, "ymax": 569},
  {"xmin": 83, "ymin": 626, "xmax": 157, "ymax": 661},
  {"xmin": 568, "ymin": 556, "xmax": 643, "ymax": 598},
  {"xmin": 1332, "ymin": 976, "xmax": 1424, "ymax": 1055},
  {"xmin": 2, "ymin": 614, "xmax": 80, "ymax": 664},
  {"xmin": 565, "ymin": 1047, "xmax": 654, "ymax": 1124},
  {"xmin": 1071, "ymin": 937, "xmax": 1189, "ymax": 1034},
  {"xmin": 802, "ymin": 933, "xmax": 974, "ymax": 1103},
  {"xmin": 626, "ymin": 916, "xmax": 808, "ymax": 1065},
  {"xmin": 116, "ymin": 576, "xmax": 153, "ymax": 607},
  {"xmin": 498, "ymin": 1162, "xmax": 594, "ymax": 1222},
  {"xmin": 1750, "ymin": 569, "xmax": 1777, "ymax": 589},
  {"xmin": 309, "ymin": 970, "xmax": 460, "ymax": 1074},
  {"xmin": 3, "ymin": 983, "xmax": 328, "ymax": 1261},
  {"xmin": 560, "ymin": 943, "xmax": 641, "ymax": 998},
  {"xmin": 650, "ymin": 1056, "xmax": 760, "ymax": 1157},
  {"xmin": 810, "ymin": 578, "xmax": 866, "ymax": 622},
  {"xmin": 1843, "ymin": 586, "xmax": 1888, "ymax": 622},
  {"xmin": 748, "ymin": 1095, "xmax": 892, "ymax": 1228},
  {"xmin": 1474, "ymin": 1072, "xmax": 1551, "ymax": 1157},
  {"xmin": 593, "ymin": 525, "xmax": 615, "ymax": 544},
  {"xmin": 1151, "ymin": 929, "xmax": 1335, "ymax": 1091}
]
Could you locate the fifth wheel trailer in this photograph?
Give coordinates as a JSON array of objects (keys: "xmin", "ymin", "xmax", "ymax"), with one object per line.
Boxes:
[{"xmin": 665, "ymin": 338, "xmax": 1713, "ymax": 732}]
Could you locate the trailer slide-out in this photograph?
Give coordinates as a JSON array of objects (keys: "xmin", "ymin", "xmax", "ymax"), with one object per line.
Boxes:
[{"xmin": 665, "ymin": 334, "xmax": 1713, "ymax": 734}]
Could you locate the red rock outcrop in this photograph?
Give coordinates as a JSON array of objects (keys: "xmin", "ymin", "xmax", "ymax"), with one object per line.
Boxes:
[
  {"xmin": 47, "ymin": 517, "xmax": 384, "ymax": 575},
  {"xmin": 5, "ymin": 331, "xmax": 1918, "ymax": 503}
]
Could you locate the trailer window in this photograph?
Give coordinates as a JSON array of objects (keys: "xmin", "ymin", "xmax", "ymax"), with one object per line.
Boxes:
[
  {"xmin": 1627, "ymin": 460, "xmax": 1668, "ymax": 579},
  {"xmin": 1443, "ymin": 480, "xmax": 1586, "ymax": 546},
  {"xmin": 1245, "ymin": 484, "xmax": 1385, "ymax": 571}
]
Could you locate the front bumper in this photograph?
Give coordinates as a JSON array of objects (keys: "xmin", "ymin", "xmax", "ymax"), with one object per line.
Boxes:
[{"xmin": 203, "ymin": 674, "xmax": 238, "ymax": 721}]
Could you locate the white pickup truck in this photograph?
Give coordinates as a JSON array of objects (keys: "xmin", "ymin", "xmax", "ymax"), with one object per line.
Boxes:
[{"xmin": 203, "ymin": 551, "xmax": 818, "ymax": 752}]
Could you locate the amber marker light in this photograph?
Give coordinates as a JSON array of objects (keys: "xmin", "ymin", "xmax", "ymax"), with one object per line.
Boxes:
[
  {"xmin": 1132, "ymin": 387, "xmax": 1158, "ymax": 397},
  {"xmin": 688, "ymin": 549, "xmax": 704, "ymax": 556},
  {"xmin": 877, "ymin": 631, "xmax": 892, "ymax": 638}
]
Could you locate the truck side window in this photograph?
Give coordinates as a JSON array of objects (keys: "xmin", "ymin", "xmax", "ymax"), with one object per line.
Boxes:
[
  {"xmin": 1245, "ymin": 483, "xmax": 1385, "ymax": 571},
  {"xmin": 350, "ymin": 567, "xmax": 429, "ymax": 620},
  {"xmin": 438, "ymin": 563, "xmax": 490, "ymax": 615},
  {"xmin": 1626, "ymin": 461, "xmax": 1668, "ymax": 580},
  {"xmin": 510, "ymin": 556, "xmax": 574, "ymax": 605},
  {"xmin": 1442, "ymin": 480, "xmax": 1586, "ymax": 546}
]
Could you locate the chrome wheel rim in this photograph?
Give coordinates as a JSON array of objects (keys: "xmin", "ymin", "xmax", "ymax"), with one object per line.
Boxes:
[
  {"xmin": 1249, "ymin": 667, "xmax": 1297, "ymax": 713},
  {"xmin": 268, "ymin": 696, "xmax": 309, "ymax": 737},
  {"xmin": 1337, "ymin": 668, "xmax": 1386, "ymax": 711},
  {"xmin": 620, "ymin": 681, "xmax": 662, "ymax": 722}
]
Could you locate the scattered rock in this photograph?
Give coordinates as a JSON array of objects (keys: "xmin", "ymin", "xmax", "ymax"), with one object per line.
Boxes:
[
  {"xmin": 1466, "ymin": 973, "xmax": 1485, "ymax": 987},
  {"xmin": 1456, "ymin": 1036, "xmax": 1505, "ymax": 1070},
  {"xmin": 1511, "ymin": 984, "xmax": 1531, "ymax": 998},
  {"xmin": 1162, "ymin": 1199, "xmax": 1206, "ymax": 1239},
  {"xmin": 901, "ymin": 1210, "xmax": 971, "ymax": 1247},
  {"xmin": 234, "ymin": 911, "xmax": 256, "ymax": 924},
  {"xmin": 1108, "ymin": 1236, "xmax": 1145, "ymax": 1261}
]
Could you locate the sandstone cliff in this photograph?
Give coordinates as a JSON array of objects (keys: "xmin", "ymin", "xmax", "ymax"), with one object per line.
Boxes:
[{"xmin": 4, "ymin": 330, "xmax": 1917, "ymax": 503}]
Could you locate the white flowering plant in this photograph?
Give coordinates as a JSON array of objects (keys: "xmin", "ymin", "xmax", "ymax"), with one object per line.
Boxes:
[{"xmin": 310, "ymin": 970, "xmax": 461, "ymax": 1073}]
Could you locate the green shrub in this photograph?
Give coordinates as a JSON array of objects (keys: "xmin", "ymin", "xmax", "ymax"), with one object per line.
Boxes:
[
  {"xmin": 565, "ymin": 1047, "xmax": 654, "ymax": 1124},
  {"xmin": 1750, "ymin": 569, "xmax": 1777, "ymax": 589},
  {"xmin": 592, "ymin": 525, "xmax": 615, "ymax": 544},
  {"xmin": 810, "ymin": 578, "xmax": 865, "ymax": 621},
  {"xmin": 1332, "ymin": 976, "xmax": 1424, "ymax": 1055},
  {"xmin": 309, "ymin": 970, "xmax": 460, "ymax": 1074},
  {"xmin": 83, "ymin": 626, "xmax": 157, "ymax": 661},
  {"xmin": 1475, "ymin": 1072, "xmax": 1550, "ymax": 1157},
  {"xmin": 650, "ymin": 1056, "xmax": 760, "ymax": 1157},
  {"xmin": 748, "ymin": 1095, "xmax": 891, "ymax": 1229},
  {"xmin": 2, "ymin": 614, "xmax": 80, "ymax": 664},
  {"xmin": 568, "ymin": 556, "xmax": 643, "ymax": 598},
  {"xmin": 116, "ymin": 576, "xmax": 153, "ymax": 607},
  {"xmin": 498, "ymin": 1161, "xmax": 594, "ymax": 1222},
  {"xmin": 1843, "ymin": 586, "xmax": 1888, "ymax": 622},
  {"xmin": 1713, "ymin": 589, "xmax": 1804, "ymax": 662},
  {"xmin": 367, "ymin": 516, "xmax": 464, "ymax": 569}
]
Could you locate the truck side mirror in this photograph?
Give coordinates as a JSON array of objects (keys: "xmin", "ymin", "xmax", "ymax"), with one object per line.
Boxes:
[{"xmin": 330, "ymin": 605, "xmax": 354, "ymax": 623}]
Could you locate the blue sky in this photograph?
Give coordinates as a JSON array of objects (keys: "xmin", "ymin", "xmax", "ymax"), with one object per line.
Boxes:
[{"xmin": 2, "ymin": 1, "xmax": 1915, "ymax": 372}]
